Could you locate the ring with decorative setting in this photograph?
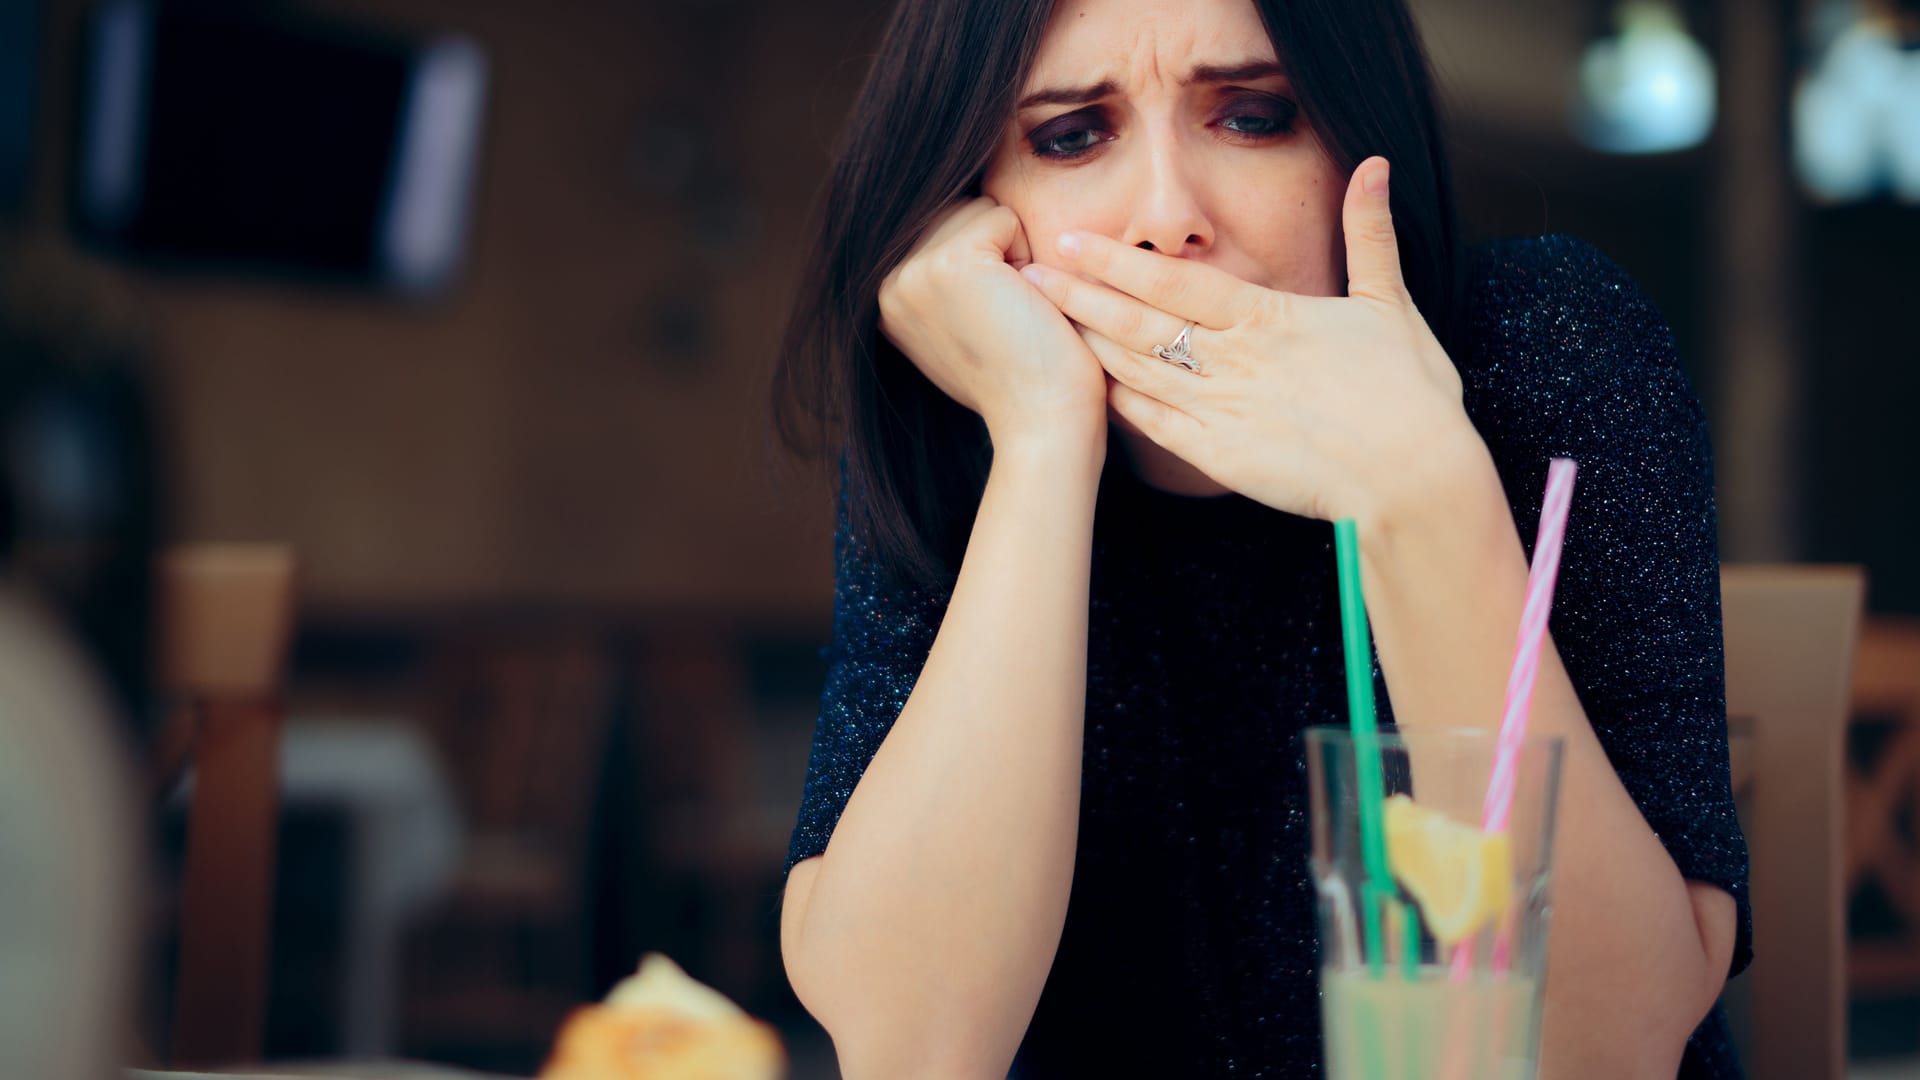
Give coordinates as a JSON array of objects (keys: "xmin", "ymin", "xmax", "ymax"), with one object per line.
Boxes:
[{"xmin": 1152, "ymin": 323, "xmax": 1202, "ymax": 374}]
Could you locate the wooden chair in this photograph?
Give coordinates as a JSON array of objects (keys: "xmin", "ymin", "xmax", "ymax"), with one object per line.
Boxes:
[
  {"xmin": 153, "ymin": 544, "xmax": 297, "ymax": 1067},
  {"xmin": 400, "ymin": 628, "xmax": 617, "ymax": 1056},
  {"xmin": 1846, "ymin": 616, "xmax": 1920, "ymax": 996},
  {"xmin": 628, "ymin": 629, "xmax": 794, "ymax": 996},
  {"xmin": 1719, "ymin": 564, "xmax": 1865, "ymax": 1080}
]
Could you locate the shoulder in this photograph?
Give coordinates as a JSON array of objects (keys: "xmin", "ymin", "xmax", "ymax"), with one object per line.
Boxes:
[
  {"xmin": 1457, "ymin": 234, "xmax": 1680, "ymax": 381},
  {"xmin": 1454, "ymin": 235, "xmax": 1705, "ymax": 457}
]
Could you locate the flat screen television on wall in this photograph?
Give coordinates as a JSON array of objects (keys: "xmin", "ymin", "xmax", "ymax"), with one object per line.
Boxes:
[
  {"xmin": 0, "ymin": 0, "xmax": 39, "ymax": 217},
  {"xmin": 70, "ymin": 1, "xmax": 488, "ymax": 295}
]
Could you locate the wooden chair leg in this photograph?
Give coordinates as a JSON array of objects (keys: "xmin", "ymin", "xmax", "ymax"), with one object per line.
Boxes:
[{"xmin": 171, "ymin": 698, "xmax": 282, "ymax": 1067}]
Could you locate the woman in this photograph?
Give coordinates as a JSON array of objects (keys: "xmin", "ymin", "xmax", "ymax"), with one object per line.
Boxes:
[{"xmin": 773, "ymin": 0, "xmax": 1749, "ymax": 1076}]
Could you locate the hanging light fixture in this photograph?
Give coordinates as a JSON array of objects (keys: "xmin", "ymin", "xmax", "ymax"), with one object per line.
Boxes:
[
  {"xmin": 1573, "ymin": 0, "xmax": 1718, "ymax": 155},
  {"xmin": 1793, "ymin": 1, "xmax": 1920, "ymax": 203}
]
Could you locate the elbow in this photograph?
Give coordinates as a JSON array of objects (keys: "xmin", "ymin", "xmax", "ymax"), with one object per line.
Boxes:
[
  {"xmin": 786, "ymin": 943, "xmax": 1011, "ymax": 1080},
  {"xmin": 778, "ymin": 869, "xmax": 834, "ymax": 1039},
  {"xmin": 829, "ymin": 1022, "xmax": 1013, "ymax": 1080},
  {"xmin": 782, "ymin": 917, "xmax": 1012, "ymax": 1080},
  {"xmin": 1684, "ymin": 882, "xmax": 1738, "ymax": 1020},
  {"xmin": 1546, "ymin": 884, "xmax": 1739, "ymax": 1078},
  {"xmin": 780, "ymin": 857, "xmax": 841, "ymax": 1027},
  {"xmin": 780, "ymin": 859, "xmax": 1025, "ymax": 1079},
  {"xmin": 1645, "ymin": 883, "xmax": 1740, "ymax": 1073}
]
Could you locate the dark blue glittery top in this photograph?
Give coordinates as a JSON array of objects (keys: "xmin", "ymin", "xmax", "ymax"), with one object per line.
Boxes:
[{"xmin": 786, "ymin": 235, "xmax": 1752, "ymax": 1079}]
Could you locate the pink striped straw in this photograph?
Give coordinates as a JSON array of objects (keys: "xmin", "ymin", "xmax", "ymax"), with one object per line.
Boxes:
[
  {"xmin": 1482, "ymin": 458, "xmax": 1577, "ymax": 831},
  {"xmin": 1449, "ymin": 457, "xmax": 1578, "ymax": 984}
]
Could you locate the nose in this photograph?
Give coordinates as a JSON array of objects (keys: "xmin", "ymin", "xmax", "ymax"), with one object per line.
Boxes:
[{"xmin": 1121, "ymin": 129, "xmax": 1214, "ymax": 257}]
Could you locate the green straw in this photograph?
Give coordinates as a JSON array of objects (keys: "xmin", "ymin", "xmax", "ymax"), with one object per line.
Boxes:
[
  {"xmin": 1334, "ymin": 519, "xmax": 1394, "ymax": 980},
  {"xmin": 1402, "ymin": 899, "xmax": 1423, "ymax": 980}
]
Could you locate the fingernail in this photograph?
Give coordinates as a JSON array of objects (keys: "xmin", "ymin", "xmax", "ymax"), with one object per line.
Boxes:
[
  {"xmin": 1021, "ymin": 265, "xmax": 1046, "ymax": 286},
  {"xmin": 1056, "ymin": 232, "xmax": 1081, "ymax": 257},
  {"xmin": 1365, "ymin": 161, "xmax": 1390, "ymax": 197}
]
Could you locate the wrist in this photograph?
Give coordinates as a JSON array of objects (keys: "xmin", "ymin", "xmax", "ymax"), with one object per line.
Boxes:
[
  {"xmin": 1356, "ymin": 419, "xmax": 1516, "ymax": 584},
  {"xmin": 989, "ymin": 424, "xmax": 1107, "ymax": 484}
]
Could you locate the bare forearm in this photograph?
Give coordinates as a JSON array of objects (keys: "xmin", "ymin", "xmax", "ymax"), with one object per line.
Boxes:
[
  {"xmin": 1359, "ymin": 434, "xmax": 1733, "ymax": 1078},
  {"xmin": 785, "ymin": 438, "xmax": 1102, "ymax": 1077}
]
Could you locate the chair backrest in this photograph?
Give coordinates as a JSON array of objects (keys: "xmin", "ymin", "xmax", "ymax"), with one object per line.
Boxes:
[
  {"xmin": 1719, "ymin": 564, "xmax": 1864, "ymax": 1080},
  {"xmin": 156, "ymin": 544, "xmax": 296, "ymax": 1067},
  {"xmin": 418, "ymin": 628, "xmax": 615, "ymax": 862},
  {"xmin": 1845, "ymin": 616, "xmax": 1920, "ymax": 995}
]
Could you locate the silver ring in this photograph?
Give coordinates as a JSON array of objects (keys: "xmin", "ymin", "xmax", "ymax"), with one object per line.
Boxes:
[{"xmin": 1152, "ymin": 323, "xmax": 1201, "ymax": 374}]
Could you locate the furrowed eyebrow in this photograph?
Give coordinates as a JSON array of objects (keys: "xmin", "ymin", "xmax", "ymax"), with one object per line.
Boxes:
[
  {"xmin": 1186, "ymin": 60, "xmax": 1286, "ymax": 85},
  {"xmin": 1016, "ymin": 79, "xmax": 1119, "ymax": 111},
  {"xmin": 1015, "ymin": 59, "xmax": 1285, "ymax": 111}
]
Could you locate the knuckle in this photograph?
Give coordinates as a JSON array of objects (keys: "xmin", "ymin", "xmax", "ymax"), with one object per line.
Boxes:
[
  {"xmin": 1152, "ymin": 266, "xmax": 1187, "ymax": 302},
  {"xmin": 1361, "ymin": 213, "xmax": 1398, "ymax": 248},
  {"xmin": 891, "ymin": 262, "xmax": 924, "ymax": 300}
]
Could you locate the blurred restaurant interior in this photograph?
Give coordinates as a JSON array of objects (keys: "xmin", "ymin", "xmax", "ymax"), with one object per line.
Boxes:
[{"xmin": 0, "ymin": 0, "xmax": 1918, "ymax": 1077}]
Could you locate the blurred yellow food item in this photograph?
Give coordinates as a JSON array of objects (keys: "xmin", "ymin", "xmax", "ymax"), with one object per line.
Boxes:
[
  {"xmin": 539, "ymin": 954, "xmax": 786, "ymax": 1080},
  {"xmin": 1382, "ymin": 794, "xmax": 1512, "ymax": 947}
]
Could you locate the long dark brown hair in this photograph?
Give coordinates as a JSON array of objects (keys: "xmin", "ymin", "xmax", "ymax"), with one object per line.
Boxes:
[{"xmin": 774, "ymin": 0, "xmax": 1459, "ymax": 588}]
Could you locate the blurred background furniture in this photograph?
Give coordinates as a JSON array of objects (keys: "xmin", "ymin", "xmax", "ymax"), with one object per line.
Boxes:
[
  {"xmin": 1721, "ymin": 564, "xmax": 1866, "ymax": 1080},
  {"xmin": 400, "ymin": 628, "xmax": 617, "ymax": 1066},
  {"xmin": 276, "ymin": 716, "xmax": 462, "ymax": 1058},
  {"xmin": 1846, "ymin": 618, "xmax": 1920, "ymax": 1038},
  {"xmin": 157, "ymin": 544, "xmax": 297, "ymax": 1067},
  {"xmin": 627, "ymin": 630, "xmax": 798, "ymax": 1000}
]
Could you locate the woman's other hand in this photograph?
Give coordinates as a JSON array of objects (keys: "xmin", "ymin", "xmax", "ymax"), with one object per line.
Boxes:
[
  {"xmin": 1019, "ymin": 157, "xmax": 1478, "ymax": 526},
  {"xmin": 878, "ymin": 197, "xmax": 1109, "ymax": 454}
]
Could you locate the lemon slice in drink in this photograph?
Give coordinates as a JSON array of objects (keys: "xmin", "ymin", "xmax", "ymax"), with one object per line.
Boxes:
[{"xmin": 1382, "ymin": 794, "xmax": 1513, "ymax": 947}]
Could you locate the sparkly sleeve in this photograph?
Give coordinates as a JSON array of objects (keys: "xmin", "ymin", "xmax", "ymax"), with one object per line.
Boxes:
[
  {"xmin": 1463, "ymin": 236, "xmax": 1753, "ymax": 979},
  {"xmin": 784, "ymin": 482, "xmax": 947, "ymax": 874}
]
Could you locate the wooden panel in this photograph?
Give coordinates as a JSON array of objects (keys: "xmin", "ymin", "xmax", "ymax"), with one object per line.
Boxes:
[{"xmin": 1720, "ymin": 565, "xmax": 1865, "ymax": 1080}]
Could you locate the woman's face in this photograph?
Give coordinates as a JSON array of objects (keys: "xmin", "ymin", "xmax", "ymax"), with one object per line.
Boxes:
[{"xmin": 981, "ymin": 0, "xmax": 1348, "ymax": 494}]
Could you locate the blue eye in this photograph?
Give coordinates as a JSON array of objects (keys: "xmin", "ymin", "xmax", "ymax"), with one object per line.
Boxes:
[
  {"xmin": 1217, "ymin": 95, "xmax": 1299, "ymax": 140},
  {"xmin": 1027, "ymin": 109, "xmax": 1111, "ymax": 160},
  {"xmin": 1221, "ymin": 114, "xmax": 1282, "ymax": 136},
  {"xmin": 1036, "ymin": 127, "xmax": 1104, "ymax": 157}
]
